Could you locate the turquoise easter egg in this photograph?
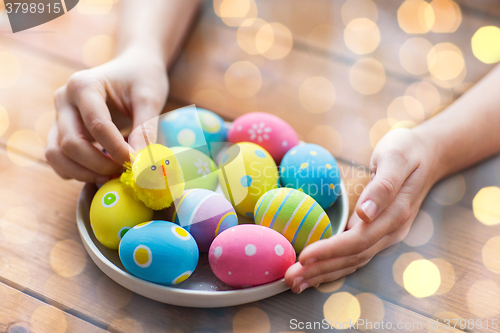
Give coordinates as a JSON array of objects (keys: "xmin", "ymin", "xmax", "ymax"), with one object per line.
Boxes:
[
  {"xmin": 280, "ymin": 143, "xmax": 341, "ymax": 209},
  {"xmin": 119, "ymin": 220, "xmax": 199, "ymax": 285},
  {"xmin": 170, "ymin": 146, "xmax": 218, "ymax": 191}
]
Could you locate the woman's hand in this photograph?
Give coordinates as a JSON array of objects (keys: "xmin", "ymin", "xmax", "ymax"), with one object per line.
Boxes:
[
  {"xmin": 45, "ymin": 47, "xmax": 169, "ymax": 183},
  {"xmin": 285, "ymin": 128, "xmax": 439, "ymax": 293}
]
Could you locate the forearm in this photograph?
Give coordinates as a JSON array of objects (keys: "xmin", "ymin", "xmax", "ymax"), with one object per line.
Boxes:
[
  {"xmin": 116, "ymin": 0, "xmax": 202, "ymax": 66},
  {"xmin": 413, "ymin": 64, "xmax": 500, "ymax": 183}
]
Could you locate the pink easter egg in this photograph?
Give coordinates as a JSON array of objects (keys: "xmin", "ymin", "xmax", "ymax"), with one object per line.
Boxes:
[
  {"xmin": 228, "ymin": 112, "xmax": 299, "ymax": 163},
  {"xmin": 208, "ymin": 224, "xmax": 296, "ymax": 288}
]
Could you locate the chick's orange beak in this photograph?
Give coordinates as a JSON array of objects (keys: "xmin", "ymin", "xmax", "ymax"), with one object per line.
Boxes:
[{"xmin": 162, "ymin": 162, "xmax": 167, "ymax": 177}]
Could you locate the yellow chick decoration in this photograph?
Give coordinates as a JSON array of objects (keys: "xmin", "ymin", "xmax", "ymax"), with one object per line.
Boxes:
[{"xmin": 121, "ymin": 144, "xmax": 185, "ymax": 210}]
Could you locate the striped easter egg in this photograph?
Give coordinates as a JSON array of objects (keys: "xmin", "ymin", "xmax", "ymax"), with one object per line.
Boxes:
[
  {"xmin": 254, "ymin": 188, "xmax": 332, "ymax": 253},
  {"xmin": 173, "ymin": 189, "xmax": 238, "ymax": 252}
]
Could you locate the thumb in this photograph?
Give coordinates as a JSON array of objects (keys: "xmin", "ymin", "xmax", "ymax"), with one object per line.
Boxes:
[{"xmin": 128, "ymin": 94, "xmax": 163, "ymax": 152}]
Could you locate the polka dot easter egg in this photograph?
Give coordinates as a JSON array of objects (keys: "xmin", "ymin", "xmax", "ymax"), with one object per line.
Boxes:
[
  {"xmin": 228, "ymin": 112, "xmax": 299, "ymax": 163},
  {"xmin": 218, "ymin": 142, "xmax": 279, "ymax": 218},
  {"xmin": 254, "ymin": 188, "xmax": 333, "ymax": 254},
  {"xmin": 173, "ymin": 189, "xmax": 238, "ymax": 252},
  {"xmin": 280, "ymin": 143, "xmax": 341, "ymax": 209},
  {"xmin": 209, "ymin": 224, "xmax": 295, "ymax": 288},
  {"xmin": 170, "ymin": 146, "xmax": 218, "ymax": 191},
  {"xmin": 158, "ymin": 107, "xmax": 228, "ymax": 157},
  {"xmin": 119, "ymin": 221, "xmax": 199, "ymax": 286},
  {"xmin": 90, "ymin": 179, "xmax": 153, "ymax": 250}
]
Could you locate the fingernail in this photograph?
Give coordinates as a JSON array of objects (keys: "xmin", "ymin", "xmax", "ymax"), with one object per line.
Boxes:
[
  {"xmin": 298, "ymin": 282, "xmax": 309, "ymax": 294},
  {"xmin": 96, "ymin": 176, "xmax": 109, "ymax": 184},
  {"xmin": 361, "ymin": 200, "xmax": 377, "ymax": 221},
  {"xmin": 293, "ymin": 277, "xmax": 303, "ymax": 288},
  {"xmin": 305, "ymin": 258, "xmax": 317, "ymax": 266}
]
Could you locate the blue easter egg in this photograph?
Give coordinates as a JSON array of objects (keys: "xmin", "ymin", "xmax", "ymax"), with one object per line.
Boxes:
[
  {"xmin": 119, "ymin": 220, "xmax": 199, "ymax": 285},
  {"xmin": 158, "ymin": 107, "xmax": 227, "ymax": 158},
  {"xmin": 280, "ymin": 144, "xmax": 341, "ymax": 209}
]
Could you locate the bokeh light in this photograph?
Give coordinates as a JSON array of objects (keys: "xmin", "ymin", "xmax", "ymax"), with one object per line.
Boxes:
[
  {"xmin": 30, "ymin": 305, "xmax": 67, "ymax": 333},
  {"xmin": 50, "ymin": 239, "xmax": 87, "ymax": 277},
  {"xmin": 97, "ymin": 275, "xmax": 133, "ymax": 309},
  {"xmin": 471, "ymin": 26, "xmax": 500, "ymax": 64},
  {"xmin": 0, "ymin": 51, "xmax": 21, "ymax": 89},
  {"xmin": 259, "ymin": 23, "xmax": 293, "ymax": 60},
  {"xmin": 387, "ymin": 96, "xmax": 425, "ymax": 124},
  {"xmin": 355, "ymin": 293, "xmax": 385, "ymax": 330},
  {"xmin": 214, "ymin": 0, "xmax": 258, "ymax": 27},
  {"xmin": 430, "ymin": 0, "xmax": 461, "ymax": 33},
  {"xmin": 0, "ymin": 256, "xmax": 30, "ymax": 288},
  {"xmin": 427, "ymin": 43, "xmax": 464, "ymax": 81},
  {"xmin": 306, "ymin": 125, "xmax": 342, "ymax": 157},
  {"xmin": 237, "ymin": 18, "xmax": 268, "ymax": 55},
  {"xmin": 399, "ymin": 37, "xmax": 433, "ymax": 75},
  {"xmin": 344, "ymin": 18, "xmax": 380, "ymax": 55},
  {"xmin": 299, "ymin": 76, "xmax": 336, "ymax": 114},
  {"xmin": 316, "ymin": 276, "xmax": 345, "ymax": 293},
  {"xmin": 405, "ymin": 81, "xmax": 441, "ymax": 117},
  {"xmin": 403, "ymin": 259, "xmax": 441, "ymax": 298},
  {"xmin": 397, "ymin": 0, "xmax": 435, "ymax": 34},
  {"xmin": 82, "ymin": 35, "xmax": 115, "ymax": 68},
  {"xmin": 473, "ymin": 187, "xmax": 500, "ymax": 226},
  {"xmin": 323, "ymin": 292, "xmax": 360, "ymax": 328},
  {"xmin": 1, "ymin": 206, "xmax": 38, "ymax": 244},
  {"xmin": 233, "ymin": 307, "xmax": 270, "ymax": 333},
  {"xmin": 349, "ymin": 58, "xmax": 386, "ymax": 95},
  {"xmin": 482, "ymin": 236, "xmax": 500, "ymax": 273},
  {"xmin": 430, "ymin": 258, "xmax": 455, "ymax": 295},
  {"xmin": 430, "ymin": 173, "xmax": 465, "ymax": 206},
  {"xmin": 7, "ymin": 130, "xmax": 45, "ymax": 167},
  {"xmin": 369, "ymin": 118, "xmax": 394, "ymax": 149},
  {"xmin": 466, "ymin": 279, "xmax": 500, "ymax": 318},
  {"xmin": 77, "ymin": 0, "xmax": 113, "ymax": 15},
  {"xmin": 393, "ymin": 252, "xmax": 424, "ymax": 287},
  {"xmin": 341, "ymin": 0, "xmax": 378, "ymax": 25},
  {"xmin": 403, "ymin": 210, "xmax": 434, "ymax": 247},
  {"xmin": 0, "ymin": 105, "xmax": 9, "ymax": 137},
  {"xmin": 44, "ymin": 274, "xmax": 82, "ymax": 308},
  {"xmin": 224, "ymin": 61, "xmax": 262, "ymax": 98}
]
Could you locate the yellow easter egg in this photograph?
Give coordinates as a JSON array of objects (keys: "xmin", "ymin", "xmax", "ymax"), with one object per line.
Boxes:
[
  {"xmin": 90, "ymin": 179, "xmax": 153, "ymax": 249},
  {"xmin": 218, "ymin": 142, "xmax": 279, "ymax": 218}
]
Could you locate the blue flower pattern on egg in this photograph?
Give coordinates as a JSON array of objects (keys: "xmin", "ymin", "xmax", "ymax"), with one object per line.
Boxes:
[
  {"xmin": 280, "ymin": 143, "xmax": 341, "ymax": 209},
  {"xmin": 119, "ymin": 220, "xmax": 199, "ymax": 286}
]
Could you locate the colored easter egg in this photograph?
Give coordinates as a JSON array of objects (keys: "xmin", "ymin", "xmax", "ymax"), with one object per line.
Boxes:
[
  {"xmin": 209, "ymin": 224, "xmax": 295, "ymax": 288},
  {"xmin": 218, "ymin": 142, "xmax": 279, "ymax": 218},
  {"xmin": 173, "ymin": 189, "xmax": 238, "ymax": 252},
  {"xmin": 228, "ymin": 112, "xmax": 299, "ymax": 163},
  {"xmin": 254, "ymin": 188, "xmax": 333, "ymax": 254},
  {"xmin": 90, "ymin": 179, "xmax": 153, "ymax": 250},
  {"xmin": 158, "ymin": 107, "xmax": 227, "ymax": 157},
  {"xmin": 280, "ymin": 143, "xmax": 341, "ymax": 209},
  {"xmin": 119, "ymin": 220, "xmax": 199, "ymax": 285},
  {"xmin": 170, "ymin": 146, "xmax": 218, "ymax": 191}
]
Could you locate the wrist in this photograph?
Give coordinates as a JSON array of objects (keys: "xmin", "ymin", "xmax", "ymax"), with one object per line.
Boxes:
[
  {"xmin": 411, "ymin": 123, "xmax": 447, "ymax": 186},
  {"xmin": 117, "ymin": 38, "xmax": 168, "ymax": 66}
]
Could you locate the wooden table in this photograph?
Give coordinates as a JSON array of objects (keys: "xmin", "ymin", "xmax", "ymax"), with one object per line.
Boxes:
[{"xmin": 0, "ymin": 0, "xmax": 500, "ymax": 332}]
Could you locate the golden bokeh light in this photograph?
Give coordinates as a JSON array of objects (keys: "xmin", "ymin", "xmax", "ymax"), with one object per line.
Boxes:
[
  {"xmin": 214, "ymin": 0, "xmax": 258, "ymax": 27},
  {"xmin": 259, "ymin": 23, "xmax": 293, "ymax": 60},
  {"xmin": 7, "ymin": 130, "xmax": 45, "ymax": 167},
  {"xmin": 355, "ymin": 293, "xmax": 385, "ymax": 330},
  {"xmin": 349, "ymin": 58, "xmax": 386, "ymax": 95},
  {"xmin": 390, "ymin": 120, "xmax": 417, "ymax": 130},
  {"xmin": 430, "ymin": 173, "xmax": 466, "ymax": 206},
  {"xmin": 430, "ymin": 0, "xmax": 461, "ymax": 33},
  {"xmin": 403, "ymin": 259, "xmax": 441, "ymax": 298},
  {"xmin": 482, "ymin": 236, "xmax": 500, "ymax": 273},
  {"xmin": 299, "ymin": 76, "xmax": 336, "ymax": 114},
  {"xmin": 237, "ymin": 18, "xmax": 268, "ymax": 55},
  {"xmin": 97, "ymin": 275, "xmax": 133, "ymax": 309},
  {"xmin": 341, "ymin": 0, "xmax": 378, "ymax": 25},
  {"xmin": 109, "ymin": 318, "xmax": 144, "ymax": 333},
  {"xmin": 323, "ymin": 292, "xmax": 360, "ymax": 328},
  {"xmin": 30, "ymin": 305, "xmax": 67, "ymax": 333},
  {"xmin": 0, "ymin": 51, "xmax": 21, "ymax": 89},
  {"xmin": 316, "ymin": 276, "xmax": 345, "ymax": 293},
  {"xmin": 0, "ymin": 256, "xmax": 30, "ymax": 288},
  {"xmin": 403, "ymin": 210, "xmax": 434, "ymax": 247},
  {"xmin": 471, "ymin": 26, "xmax": 500, "ymax": 64},
  {"xmin": 466, "ymin": 279, "xmax": 500, "ymax": 318},
  {"xmin": 0, "ymin": 105, "xmax": 9, "ymax": 137},
  {"xmin": 427, "ymin": 43, "xmax": 465, "ymax": 81},
  {"xmin": 50, "ymin": 239, "xmax": 87, "ymax": 277},
  {"xmin": 44, "ymin": 274, "xmax": 82, "ymax": 308},
  {"xmin": 473, "ymin": 186, "xmax": 500, "ymax": 226},
  {"xmin": 35, "ymin": 111, "xmax": 56, "ymax": 144},
  {"xmin": 399, "ymin": 37, "xmax": 433, "ymax": 75},
  {"xmin": 82, "ymin": 35, "xmax": 115, "ymax": 68},
  {"xmin": 344, "ymin": 18, "xmax": 380, "ymax": 55},
  {"xmin": 397, "ymin": 0, "xmax": 435, "ymax": 34},
  {"xmin": 393, "ymin": 252, "xmax": 424, "ymax": 287},
  {"xmin": 369, "ymin": 118, "xmax": 394, "ymax": 149},
  {"xmin": 387, "ymin": 96, "xmax": 425, "ymax": 124},
  {"xmin": 77, "ymin": 0, "xmax": 113, "ymax": 15},
  {"xmin": 405, "ymin": 81, "xmax": 441, "ymax": 117},
  {"xmin": 1, "ymin": 206, "xmax": 38, "ymax": 244},
  {"xmin": 224, "ymin": 61, "xmax": 262, "ymax": 98},
  {"xmin": 233, "ymin": 307, "xmax": 271, "ymax": 333},
  {"xmin": 430, "ymin": 258, "xmax": 455, "ymax": 295},
  {"xmin": 306, "ymin": 125, "xmax": 342, "ymax": 157}
]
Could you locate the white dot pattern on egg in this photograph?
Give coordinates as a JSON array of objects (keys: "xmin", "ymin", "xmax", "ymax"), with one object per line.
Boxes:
[
  {"xmin": 275, "ymin": 244, "xmax": 284, "ymax": 256},
  {"xmin": 245, "ymin": 244, "xmax": 257, "ymax": 256},
  {"xmin": 177, "ymin": 128, "xmax": 196, "ymax": 147},
  {"xmin": 214, "ymin": 246, "xmax": 223, "ymax": 258}
]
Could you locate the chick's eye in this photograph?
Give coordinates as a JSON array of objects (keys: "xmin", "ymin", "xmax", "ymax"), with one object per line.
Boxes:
[
  {"xmin": 151, "ymin": 165, "xmax": 157, "ymax": 171},
  {"xmin": 165, "ymin": 160, "xmax": 170, "ymax": 166}
]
